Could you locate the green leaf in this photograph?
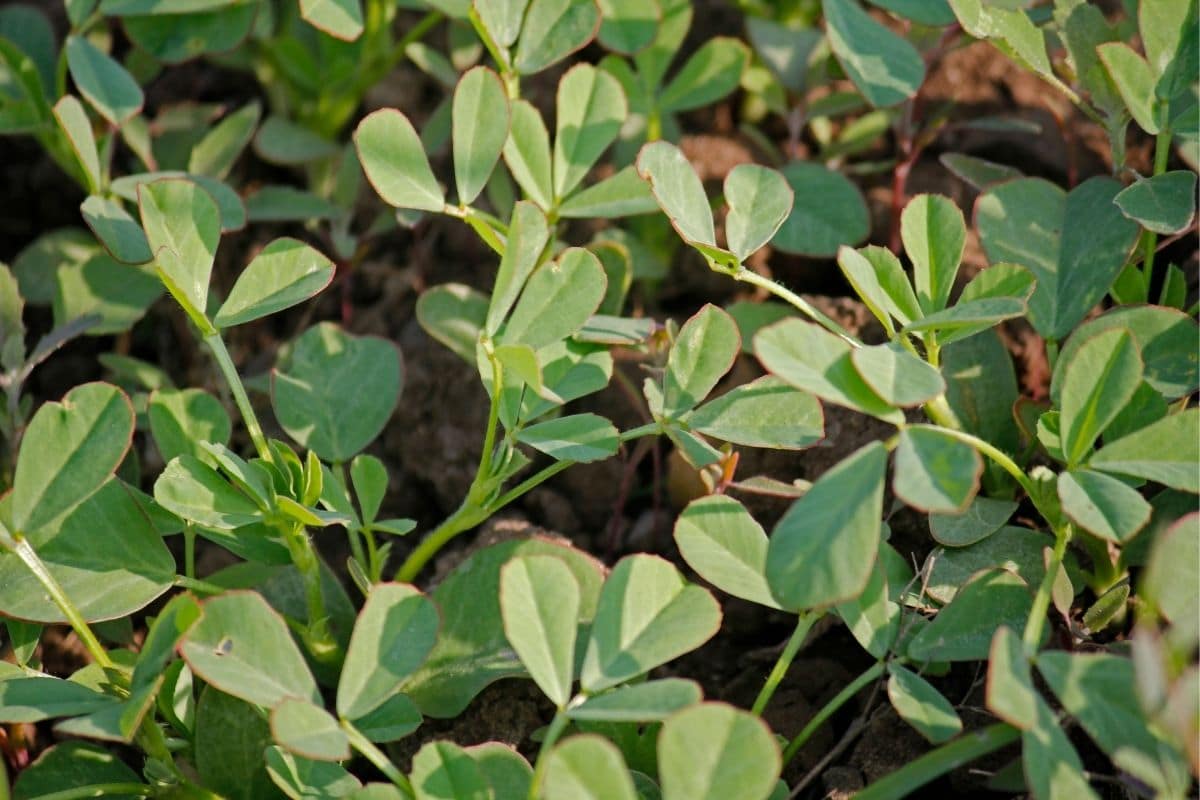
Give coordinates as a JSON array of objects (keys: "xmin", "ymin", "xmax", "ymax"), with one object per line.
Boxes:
[
  {"xmin": 887, "ymin": 663, "xmax": 962, "ymax": 743},
  {"xmin": 673, "ymin": 495, "xmax": 780, "ymax": 609},
  {"xmin": 1143, "ymin": 511, "xmax": 1199, "ymax": 630},
  {"xmin": 636, "ymin": 140, "xmax": 715, "ymax": 246},
  {"xmin": 404, "ymin": 539, "xmax": 604, "ymax": 717},
  {"xmin": 659, "ymin": 36, "xmax": 749, "ymax": 113},
  {"xmin": 214, "ymin": 238, "xmax": 334, "ymax": 328},
  {"xmin": 662, "ymin": 304, "xmax": 739, "ymax": 418},
  {"xmin": 0, "ymin": 479, "xmax": 174, "ymax": 623},
  {"xmin": 0, "ymin": 677, "xmax": 116, "ymax": 722},
  {"xmin": 418, "ymin": 283, "xmax": 489, "ymax": 363},
  {"xmin": 568, "ymin": 678, "xmax": 701, "ymax": 722},
  {"xmin": 53, "ymin": 96, "xmax": 101, "ymax": 194},
  {"xmin": 581, "ymin": 554, "xmax": 722, "ymax": 692},
  {"xmin": 923, "ymin": 525, "xmax": 1055, "ymax": 605},
  {"xmin": 115, "ymin": 172, "xmax": 244, "ymax": 233},
  {"xmin": 939, "ymin": 152, "xmax": 1023, "ymax": 190},
  {"xmin": 337, "ymin": 582, "xmax": 438, "ymax": 721},
  {"xmin": 12, "ymin": 742, "xmax": 144, "ymax": 800},
  {"xmin": 893, "ymin": 425, "xmax": 982, "ymax": 513},
  {"xmin": 271, "ymin": 699, "xmax": 350, "ymax": 761},
  {"xmin": 504, "ymin": 100, "xmax": 554, "ymax": 210},
  {"xmin": 501, "ymin": 247, "xmax": 607, "ymax": 350},
  {"xmin": 723, "ymin": 164, "xmax": 792, "ymax": 261},
  {"xmin": 500, "ymin": 555, "xmax": 580, "ymax": 707},
  {"xmin": 266, "ymin": 746, "xmax": 361, "ymax": 800},
  {"xmin": 1141, "ymin": 0, "xmax": 1199, "ymax": 98},
  {"xmin": 929, "ymin": 496, "xmax": 1018, "ymax": 546},
  {"xmin": 684, "ymin": 376, "xmax": 822, "ymax": 450},
  {"xmin": 148, "ymin": 387, "xmax": 231, "ymax": 464},
  {"xmin": 453, "ymin": 67, "xmax": 510, "ymax": 204},
  {"xmin": 900, "ymin": 194, "xmax": 965, "ymax": 315},
  {"xmin": 254, "ymin": 117, "xmax": 339, "ymax": 165},
  {"xmin": 976, "ymin": 176, "xmax": 1140, "ymax": 340},
  {"xmin": 467, "ymin": 743, "xmax": 533, "ymax": 799},
  {"xmin": 12, "ymin": 382, "xmax": 133, "ymax": 534},
  {"xmin": 836, "ymin": 245, "xmax": 921, "ymax": 332},
  {"xmin": 850, "ymin": 342, "xmax": 945, "ymax": 407},
  {"xmin": 823, "ymin": 0, "xmax": 924, "ymax": 107},
  {"xmin": 514, "ymin": 0, "xmax": 600, "ymax": 75},
  {"xmin": 767, "ymin": 442, "xmax": 887, "ymax": 611},
  {"xmin": 137, "ymin": 178, "xmax": 221, "ymax": 328},
  {"xmin": 597, "ymin": 0, "xmax": 660, "ymax": 53},
  {"xmin": 1114, "ymin": 171, "xmax": 1197, "ymax": 234},
  {"xmin": 746, "ymin": 17, "xmax": 821, "ymax": 93},
  {"xmin": 907, "ymin": 569, "xmax": 1035, "ymax": 662},
  {"xmin": 80, "ymin": 195, "xmax": 152, "ymax": 264},
  {"xmin": 1038, "ymin": 651, "xmax": 1191, "ymax": 796},
  {"xmin": 1022, "ymin": 697, "xmax": 1101, "ymax": 800},
  {"xmin": 246, "ymin": 186, "xmax": 340, "ymax": 223},
  {"xmin": 516, "ymin": 413, "xmax": 619, "ymax": 463},
  {"xmin": 558, "ymin": 165, "xmax": 658, "ymax": 218},
  {"xmin": 349, "ymin": 455, "xmax": 387, "ymax": 525},
  {"xmin": 658, "ymin": 703, "xmax": 781, "ymax": 800},
  {"xmin": 868, "ymin": 0, "xmax": 955, "ymax": 24},
  {"xmin": 194, "ymin": 689, "xmax": 283, "ymax": 800},
  {"xmin": 554, "ymin": 63, "xmax": 627, "ymax": 200},
  {"xmin": 755, "ymin": 319, "xmax": 903, "ymax": 424},
  {"xmin": 1052, "ymin": 306, "xmax": 1197, "ymax": 402},
  {"xmin": 188, "ymin": 101, "xmax": 261, "ymax": 180},
  {"xmin": 942, "ymin": 329, "xmax": 1021, "ymax": 467},
  {"xmin": 352, "ymin": 693, "xmax": 422, "ymax": 743},
  {"xmin": 1059, "ymin": 468, "xmax": 1151, "ymax": 544},
  {"xmin": 272, "ymin": 323, "xmax": 403, "ymax": 462},
  {"xmin": 1058, "ymin": 328, "xmax": 1143, "ymax": 465},
  {"xmin": 488, "ymin": 201, "xmax": 551, "ymax": 335},
  {"xmin": 543, "ymin": 735, "xmax": 638, "ymax": 800},
  {"xmin": 154, "ymin": 455, "xmax": 262, "ymax": 530},
  {"xmin": 835, "ymin": 551, "xmax": 900, "ymax": 658},
  {"xmin": 772, "ymin": 161, "xmax": 870, "ymax": 257},
  {"xmin": 984, "ymin": 625, "xmax": 1038, "ymax": 729},
  {"xmin": 299, "ymin": 0, "xmax": 364, "ymax": 40},
  {"xmin": 53, "ymin": 252, "xmax": 162, "ymax": 335},
  {"xmin": 122, "ymin": 5, "xmax": 257, "ymax": 63},
  {"xmin": 180, "ymin": 592, "xmax": 320, "ymax": 708},
  {"xmin": 355, "ymin": 109, "xmax": 445, "ymax": 212},
  {"xmin": 65, "ymin": 35, "xmax": 143, "ymax": 126},
  {"xmin": 411, "ymin": 741, "xmax": 490, "ymax": 800},
  {"xmin": 476, "ymin": 0, "xmax": 528, "ymax": 46},
  {"xmin": 1097, "ymin": 42, "xmax": 1162, "ymax": 134}
]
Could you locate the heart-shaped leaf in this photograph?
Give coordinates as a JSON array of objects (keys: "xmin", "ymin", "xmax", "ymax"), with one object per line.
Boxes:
[
  {"xmin": 674, "ymin": 495, "xmax": 780, "ymax": 608},
  {"xmin": 893, "ymin": 425, "xmax": 982, "ymax": 513},
  {"xmin": 453, "ymin": 67, "xmax": 510, "ymax": 205},
  {"xmin": 138, "ymin": 178, "xmax": 222, "ymax": 328},
  {"xmin": 337, "ymin": 583, "xmax": 439, "ymax": 721},
  {"xmin": 723, "ymin": 164, "xmax": 792, "ymax": 261},
  {"xmin": 824, "ymin": 0, "xmax": 925, "ymax": 107},
  {"xmin": 637, "ymin": 140, "xmax": 715, "ymax": 246},
  {"xmin": 554, "ymin": 63, "xmax": 626, "ymax": 200},
  {"xmin": 976, "ymin": 177, "xmax": 1140, "ymax": 340},
  {"xmin": 355, "ymin": 109, "xmax": 445, "ymax": 212},
  {"xmin": 214, "ymin": 238, "xmax": 334, "ymax": 328},
  {"xmin": 272, "ymin": 323, "xmax": 403, "ymax": 462},
  {"xmin": 581, "ymin": 554, "xmax": 721, "ymax": 692},
  {"xmin": 767, "ymin": 442, "xmax": 887, "ymax": 610},
  {"xmin": 658, "ymin": 703, "xmax": 781, "ymax": 800},
  {"xmin": 662, "ymin": 304, "xmax": 739, "ymax": 418},
  {"xmin": 13, "ymin": 382, "xmax": 134, "ymax": 534},
  {"xmin": 851, "ymin": 342, "xmax": 946, "ymax": 407},
  {"xmin": 500, "ymin": 555, "xmax": 580, "ymax": 707},
  {"xmin": 1114, "ymin": 171, "xmax": 1198, "ymax": 234},
  {"xmin": 180, "ymin": 591, "xmax": 320, "ymax": 708}
]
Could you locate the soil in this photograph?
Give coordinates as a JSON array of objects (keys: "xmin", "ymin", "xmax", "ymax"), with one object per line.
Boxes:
[{"xmin": 1, "ymin": 2, "xmax": 1195, "ymax": 797}]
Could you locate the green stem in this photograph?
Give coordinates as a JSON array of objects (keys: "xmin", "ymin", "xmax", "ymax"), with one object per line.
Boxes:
[
  {"xmin": 1139, "ymin": 127, "xmax": 1173, "ymax": 288},
  {"xmin": 751, "ymin": 612, "xmax": 818, "ymax": 715},
  {"xmin": 7, "ymin": 535, "xmax": 112, "ymax": 669},
  {"xmin": 854, "ymin": 723, "xmax": 1020, "ymax": 800},
  {"xmin": 1023, "ymin": 523, "xmax": 1071, "ymax": 649},
  {"xmin": 726, "ymin": 266, "xmax": 861, "ymax": 347},
  {"xmin": 783, "ymin": 660, "xmax": 885, "ymax": 765},
  {"xmin": 342, "ymin": 720, "xmax": 415, "ymax": 798},
  {"xmin": 203, "ymin": 334, "xmax": 271, "ymax": 463},
  {"xmin": 394, "ymin": 501, "xmax": 489, "ymax": 583},
  {"xmin": 174, "ymin": 575, "xmax": 228, "ymax": 596},
  {"xmin": 527, "ymin": 711, "xmax": 571, "ymax": 800},
  {"xmin": 28, "ymin": 785, "xmax": 155, "ymax": 800},
  {"xmin": 279, "ymin": 521, "xmax": 338, "ymax": 661}
]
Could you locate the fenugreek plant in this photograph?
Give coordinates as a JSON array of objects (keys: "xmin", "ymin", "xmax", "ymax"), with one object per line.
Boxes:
[{"xmin": 0, "ymin": 0, "xmax": 1196, "ymax": 798}]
